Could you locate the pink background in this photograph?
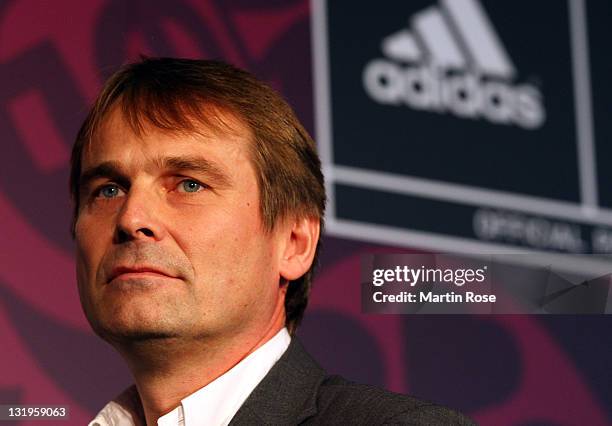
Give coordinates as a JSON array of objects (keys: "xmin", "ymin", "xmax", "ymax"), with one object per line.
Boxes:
[{"xmin": 0, "ymin": 1, "xmax": 609, "ymax": 425}]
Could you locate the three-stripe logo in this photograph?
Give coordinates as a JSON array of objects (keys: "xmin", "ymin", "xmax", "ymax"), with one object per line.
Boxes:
[{"xmin": 363, "ymin": 0, "xmax": 545, "ymax": 129}]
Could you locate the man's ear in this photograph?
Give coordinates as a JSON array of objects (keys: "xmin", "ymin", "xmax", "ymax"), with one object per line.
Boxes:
[{"xmin": 279, "ymin": 216, "xmax": 320, "ymax": 282}]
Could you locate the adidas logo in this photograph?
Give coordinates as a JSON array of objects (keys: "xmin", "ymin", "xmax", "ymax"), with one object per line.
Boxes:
[{"xmin": 362, "ymin": 0, "xmax": 545, "ymax": 129}]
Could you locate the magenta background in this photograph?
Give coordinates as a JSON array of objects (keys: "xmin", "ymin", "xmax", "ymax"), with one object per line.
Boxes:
[{"xmin": 0, "ymin": 1, "xmax": 609, "ymax": 425}]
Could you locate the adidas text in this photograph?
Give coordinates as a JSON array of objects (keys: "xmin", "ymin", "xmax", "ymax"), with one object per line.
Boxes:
[{"xmin": 363, "ymin": 60, "xmax": 545, "ymax": 129}]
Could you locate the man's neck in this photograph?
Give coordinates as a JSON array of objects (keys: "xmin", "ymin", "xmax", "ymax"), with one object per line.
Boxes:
[{"xmin": 113, "ymin": 317, "xmax": 286, "ymax": 425}]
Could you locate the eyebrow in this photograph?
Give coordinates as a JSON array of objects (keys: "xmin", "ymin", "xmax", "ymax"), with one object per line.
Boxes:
[
  {"xmin": 159, "ymin": 156, "xmax": 232, "ymax": 187},
  {"xmin": 79, "ymin": 161, "xmax": 130, "ymax": 194},
  {"xmin": 79, "ymin": 155, "xmax": 232, "ymax": 193}
]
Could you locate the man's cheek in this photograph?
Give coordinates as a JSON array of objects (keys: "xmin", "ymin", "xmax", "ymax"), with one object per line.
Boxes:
[
  {"xmin": 75, "ymin": 223, "xmax": 103, "ymax": 290},
  {"xmin": 75, "ymin": 259, "xmax": 96, "ymax": 322},
  {"xmin": 75, "ymin": 254, "xmax": 95, "ymax": 297}
]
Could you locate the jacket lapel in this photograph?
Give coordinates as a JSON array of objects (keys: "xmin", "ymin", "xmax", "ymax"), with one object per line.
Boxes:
[{"xmin": 229, "ymin": 338, "xmax": 326, "ymax": 425}]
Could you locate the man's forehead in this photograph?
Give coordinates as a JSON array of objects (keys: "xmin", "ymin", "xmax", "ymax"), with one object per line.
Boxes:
[
  {"xmin": 103, "ymin": 101, "xmax": 250, "ymax": 141},
  {"xmin": 81, "ymin": 104, "xmax": 253, "ymax": 169}
]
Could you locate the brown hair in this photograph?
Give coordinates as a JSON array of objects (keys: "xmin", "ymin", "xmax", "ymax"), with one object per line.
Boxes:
[{"xmin": 69, "ymin": 57, "xmax": 326, "ymax": 333}]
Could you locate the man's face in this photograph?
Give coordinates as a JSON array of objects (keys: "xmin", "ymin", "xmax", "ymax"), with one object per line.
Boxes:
[{"xmin": 75, "ymin": 107, "xmax": 287, "ymax": 344}]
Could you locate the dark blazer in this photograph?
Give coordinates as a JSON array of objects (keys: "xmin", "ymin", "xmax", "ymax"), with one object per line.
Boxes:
[{"xmin": 230, "ymin": 338, "xmax": 476, "ymax": 425}]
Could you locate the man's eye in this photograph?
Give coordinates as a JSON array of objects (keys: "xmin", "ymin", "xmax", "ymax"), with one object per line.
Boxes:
[
  {"xmin": 96, "ymin": 184, "xmax": 125, "ymax": 199},
  {"xmin": 178, "ymin": 180, "xmax": 204, "ymax": 193}
]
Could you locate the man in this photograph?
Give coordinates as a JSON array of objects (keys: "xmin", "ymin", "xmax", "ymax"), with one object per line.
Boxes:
[{"xmin": 71, "ymin": 57, "xmax": 473, "ymax": 425}]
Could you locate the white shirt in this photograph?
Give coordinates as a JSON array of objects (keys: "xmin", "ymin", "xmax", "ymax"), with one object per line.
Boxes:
[{"xmin": 89, "ymin": 328, "xmax": 291, "ymax": 426}]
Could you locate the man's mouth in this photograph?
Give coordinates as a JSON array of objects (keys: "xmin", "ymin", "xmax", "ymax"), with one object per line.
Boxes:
[{"xmin": 108, "ymin": 266, "xmax": 176, "ymax": 283}]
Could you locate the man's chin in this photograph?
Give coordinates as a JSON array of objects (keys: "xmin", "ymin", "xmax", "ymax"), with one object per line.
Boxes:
[
  {"xmin": 84, "ymin": 296, "xmax": 187, "ymax": 341},
  {"xmin": 110, "ymin": 330, "xmax": 180, "ymax": 341},
  {"xmin": 95, "ymin": 326, "xmax": 183, "ymax": 347},
  {"xmin": 88, "ymin": 317, "xmax": 181, "ymax": 344}
]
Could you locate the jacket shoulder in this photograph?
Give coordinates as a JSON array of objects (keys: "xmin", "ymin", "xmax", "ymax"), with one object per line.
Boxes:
[{"xmin": 306, "ymin": 375, "xmax": 476, "ymax": 426}]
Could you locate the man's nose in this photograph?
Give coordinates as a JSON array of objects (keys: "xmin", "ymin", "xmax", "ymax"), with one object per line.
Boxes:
[{"xmin": 114, "ymin": 187, "xmax": 165, "ymax": 244}]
